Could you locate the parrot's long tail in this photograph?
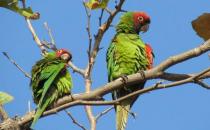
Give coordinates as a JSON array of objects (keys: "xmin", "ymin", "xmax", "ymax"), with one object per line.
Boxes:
[
  {"xmin": 116, "ymin": 99, "xmax": 131, "ymax": 130},
  {"xmin": 30, "ymin": 96, "xmax": 54, "ymax": 129}
]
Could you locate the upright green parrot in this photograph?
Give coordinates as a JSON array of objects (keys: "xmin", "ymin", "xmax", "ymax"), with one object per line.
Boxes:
[
  {"xmin": 30, "ymin": 49, "xmax": 73, "ymax": 128},
  {"xmin": 106, "ymin": 12, "xmax": 153, "ymax": 130}
]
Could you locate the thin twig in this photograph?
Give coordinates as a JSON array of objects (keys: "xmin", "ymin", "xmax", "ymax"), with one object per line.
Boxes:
[
  {"xmin": 95, "ymin": 106, "xmax": 114, "ymax": 121},
  {"xmin": 65, "ymin": 110, "xmax": 87, "ymax": 130},
  {"xmin": 26, "ymin": 19, "xmax": 47, "ymax": 55},
  {"xmin": 195, "ymin": 80, "xmax": 210, "ymax": 89},
  {"xmin": 99, "ymin": 9, "xmax": 104, "ymax": 26},
  {"xmin": 83, "ymin": 2, "xmax": 92, "ymax": 65},
  {"xmin": 105, "ymin": 8, "xmax": 112, "ymax": 15},
  {"xmin": 44, "ymin": 22, "xmax": 56, "ymax": 46},
  {"xmin": 2, "ymin": 52, "xmax": 31, "ymax": 78},
  {"xmin": 193, "ymin": 67, "xmax": 210, "ymax": 79},
  {"xmin": 68, "ymin": 61, "xmax": 85, "ymax": 76}
]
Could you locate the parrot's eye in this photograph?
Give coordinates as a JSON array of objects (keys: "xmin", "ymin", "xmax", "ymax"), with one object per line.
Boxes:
[{"xmin": 138, "ymin": 16, "xmax": 144, "ymax": 22}]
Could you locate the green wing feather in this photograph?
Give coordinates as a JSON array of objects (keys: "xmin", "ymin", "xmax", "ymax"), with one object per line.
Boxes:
[
  {"xmin": 38, "ymin": 62, "xmax": 65, "ymax": 106},
  {"xmin": 30, "ymin": 56, "xmax": 72, "ymax": 128}
]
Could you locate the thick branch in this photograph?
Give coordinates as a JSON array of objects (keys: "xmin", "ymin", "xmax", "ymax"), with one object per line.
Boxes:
[
  {"xmin": 153, "ymin": 39, "xmax": 210, "ymax": 72},
  {"xmin": 10, "ymin": 39, "xmax": 209, "ymax": 127},
  {"xmin": 15, "ymin": 67, "xmax": 210, "ymax": 127}
]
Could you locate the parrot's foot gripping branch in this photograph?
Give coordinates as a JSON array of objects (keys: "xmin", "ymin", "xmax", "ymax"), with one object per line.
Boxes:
[
  {"xmin": 138, "ymin": 70, "xmax": 146, "ymax": 81},
  {"xmin": 120, "ymin": 74, "xmax": 129, "ymax": 85}
]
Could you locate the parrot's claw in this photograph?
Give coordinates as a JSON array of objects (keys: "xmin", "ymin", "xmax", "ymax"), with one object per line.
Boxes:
[
  {"xmin": 138, "ymin": 70, "xmax": 145, "ymax": 80},
  {"xmin": 120, "ymin": 74, "xmax": 128, "ymax": 85}
]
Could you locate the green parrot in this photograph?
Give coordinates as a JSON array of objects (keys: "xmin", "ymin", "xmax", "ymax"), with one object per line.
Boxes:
[
  {"xmin": 106, "ymin": 12, "xmax": 153, "ymax": 130},
  {"xmin": 30, "ymin": 49, "xmax": 73, "ymax": 128}
]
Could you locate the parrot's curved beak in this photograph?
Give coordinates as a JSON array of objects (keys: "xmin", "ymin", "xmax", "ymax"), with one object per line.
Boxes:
[
  {"xmin": 61, "ymin": 53, "xmax": 71, "ymax": 61},
  {"xmin": 141, "ymin": 24, "xmax": 149, "ymax": 33}
]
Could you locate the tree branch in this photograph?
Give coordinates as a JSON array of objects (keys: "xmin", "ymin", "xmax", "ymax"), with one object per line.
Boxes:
[
  {"xmin": 43, "ymin": 22, "xmax": 56, "ymax": 48},
  {"xmin": 68, "ymin": 61, "xmax": 85, "ymax": 76},
  {"xmin": 25, "ymin": 19, "xmax": 47, "ymax": 55},
  {"xmin": 95, "ymin": 106, "xmax": 114, "ymax": 122},
  {"xmin": 159, "ymin": 71, "xmax": 210, "ymax": 81},
  {"xmin": 14, "ymin": 67, "xmax": 210, "ymax": 127},
  {"xmin": 2, "ymin": 52, "xmax": 31, "ymax": 78},
  {"xmin": 6, "ymin": 39, "xmax": 209, "ymax": 128},
  {"xmin": 14, "ymin": 66, "xmax": 210, "ymax": 128},
  {"xmin": 65, "ymin": 110, "xmax": 87, "ymax": 130}
]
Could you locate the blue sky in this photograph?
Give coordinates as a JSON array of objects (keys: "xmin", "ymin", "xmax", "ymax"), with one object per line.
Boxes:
[{"xmin": 0, "ymin": 0, "xmax": 210, "ymax": 130}]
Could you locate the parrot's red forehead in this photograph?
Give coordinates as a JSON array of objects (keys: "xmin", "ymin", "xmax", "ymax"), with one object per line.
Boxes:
[
  {"xmin": 133, "ymin": 12, "xmax": 151, "ymax": 25},
  {"xmin": 56, "ymin": 49, "xmax": 71, "ymax": 57}
]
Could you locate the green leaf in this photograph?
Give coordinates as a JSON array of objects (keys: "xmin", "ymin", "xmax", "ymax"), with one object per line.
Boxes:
[
  {"xmin": 0, "ymin": 91, "xmax": 13, "ymax": 105},
  {"xmin": 191, "ymin": 13, "xmax": 210, "ymax": 41},
  {"xmin": 85, "ymin": 0, "xmax": 109, "ymax": 10},
  {"xmin": 0, "ymin": 0, "xmax": 40, "ymax": 19}
]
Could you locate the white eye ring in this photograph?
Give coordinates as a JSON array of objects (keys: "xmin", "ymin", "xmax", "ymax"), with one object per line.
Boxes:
[{"xmin": 138, "ymin": 16, "xmax": 144, "ymax": 22}]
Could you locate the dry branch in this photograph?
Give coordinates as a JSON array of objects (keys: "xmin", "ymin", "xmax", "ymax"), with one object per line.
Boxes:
[
  {"xmin": 2, "ymin": 52, "xmax": 31, "ymax": 78},
  {"xmin": 26, "ymin": 19, "xmax": 47, "ymax": 55},
  {"xmin": 65, "ymin": 110, "xmax": 87, "ymax": 130},
  {"xmin": 44, "ymin": 22, "xmax": 56, "ymax": 47},
  {"xmin": 95, "ymin": 106, "xmax": 114, "ymax": 121}
]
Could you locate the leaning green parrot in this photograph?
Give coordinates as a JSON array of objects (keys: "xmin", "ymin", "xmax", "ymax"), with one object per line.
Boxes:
[
  {"xmin": 106, "ymin": 12, "xmax": 153, "ymax": 130},
  {"xmin": 30, "ymin": 49, "xmax": 73, "ymax": 128}
]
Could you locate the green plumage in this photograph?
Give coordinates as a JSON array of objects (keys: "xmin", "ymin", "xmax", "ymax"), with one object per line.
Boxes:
[
  {"xmin": 106, "ymin": 12, "xmax": 150, "ymax": 130},
  {"xmin": 30, "ymin": 51, "xmax": 72, "ymax": 128}
]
